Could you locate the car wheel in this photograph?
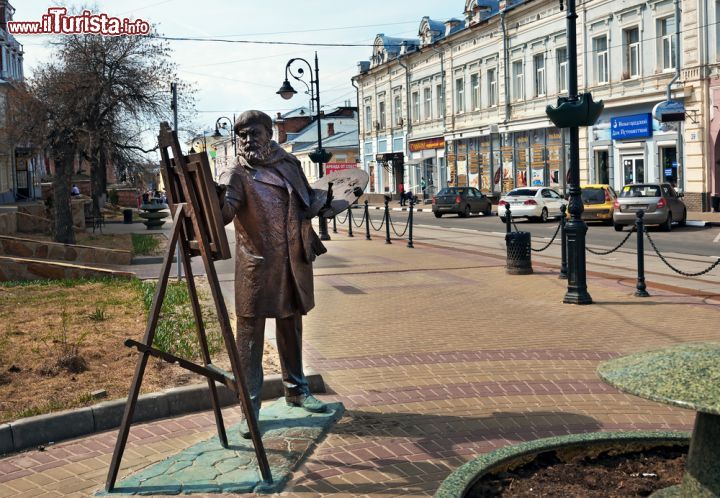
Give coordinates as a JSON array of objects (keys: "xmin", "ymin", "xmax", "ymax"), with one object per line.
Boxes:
[
  {"xmin": 434, "ymin": 212, "xmax": 442, "ymax": 218},
  {"xmin": 460, "ymin": 205, "xmax": 470, "ymax": 218},
  {"xmin": 679, "ymin": 208, "xmax": 687, "ymax": 227},
  {"xmin": 540, "ymin": 208, "xmax": 549, "ymax": 223},
  {"xmin": 661, "ymin": 212, "xmax": 672, "ymax": 232},
  {"xmin": 484, "ymin": 204, "xmax": 492, "ymax": 216},
  {"xmin": 614, "ymin": 223, "xmax": 623, "ymax": 232}
]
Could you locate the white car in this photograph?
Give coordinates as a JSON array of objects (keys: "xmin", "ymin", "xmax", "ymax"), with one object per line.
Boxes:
[{"xmin": 498, "ymin": 187, "xmax": 567, "ymax": 223}]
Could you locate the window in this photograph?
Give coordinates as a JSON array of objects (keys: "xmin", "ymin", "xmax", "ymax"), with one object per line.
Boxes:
[
  {"xmin": 393, "ymin": 94, "xmax": 402, "ymax": 126},
  {"xmin": 593, "ymin": 36, "xmax": 609, "ymax": 84},
  {"xmin": 412, "ymin": 91, "xmax": 420, "ymax": 122},
  {"xmin": 659, "ymin": 17, "xmax": 676, "ymax": 70},
  {"xmin": 512, "ymin": 60, "xmax": 524, "ymax": 101},
  {"xmin": 557, "ymin": 47, "xmax": 568, "ymax": 92},
  {"xmin": 378, "ymin": 100, "xmax": 386, "ymax": 129},
  {"xmin": 364, "ymin": 102, "xmax": 372, "ymax": 131},
  {"xmin": 487, "ymin": 67, "xmax": 497, "ymax": 106},
  {"xmin": 455, "ymin": 77, "xmax": 465, "ymax": 113},
  {"xmin": 436, "ymin": 84, "xmax": 444, "ymax": 117},
  {"xmin": 423, "ymin": 87, "xmax": 432, "ymax": 119},
  {"xmin": 470, "ymin": 73, "xmax": 480, "ymax": 110},
  {"xmin": 623, "ymin": 27, "xmax": 640, "ymax": 78},
  {"xmin": 533, "ymin": 54, "xmax": 545, "ymax": 96}
]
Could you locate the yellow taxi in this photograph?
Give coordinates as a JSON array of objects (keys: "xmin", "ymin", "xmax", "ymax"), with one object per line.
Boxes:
[{"xmin": 565, "ymin": 185, "xmax": 617, "ymax": 224}]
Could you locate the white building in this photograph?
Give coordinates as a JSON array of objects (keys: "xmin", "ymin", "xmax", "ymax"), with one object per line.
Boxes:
[{"xmin": 354, "ymin": 0, "xmax": 720, "ymax": 211}]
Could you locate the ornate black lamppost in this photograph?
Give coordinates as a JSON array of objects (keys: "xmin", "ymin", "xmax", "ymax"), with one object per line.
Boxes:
[
  {"xmin": 213, "ymin": 115, "xmax": 237, "ymax": 157},
  {"xmin": 277, "ymin": 52, "xmax": 332, "ymax": 241},
  {"xmin": 546, "ymin": 0, "xmax": 604, "ymax": 304}
]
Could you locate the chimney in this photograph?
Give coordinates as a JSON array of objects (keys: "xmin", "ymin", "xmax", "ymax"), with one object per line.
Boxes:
[
  {"xmin": 327, "ymin": 122, "xmax": 335, "ymax": 136},
  {"xmin": 274, "ymin": 114, "xmax": 287, "ymax": 144}
]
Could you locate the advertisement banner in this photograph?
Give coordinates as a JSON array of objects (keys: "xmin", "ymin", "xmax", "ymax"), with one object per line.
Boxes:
[{"xmin": 325, "ymin": 163, "xmax": 358, "ymax": 174}]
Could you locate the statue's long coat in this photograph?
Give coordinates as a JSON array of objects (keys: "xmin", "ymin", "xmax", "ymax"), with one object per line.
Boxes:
[{"xmin": 220, "ymin": 143, "xmax": 325, "ymax": 318}]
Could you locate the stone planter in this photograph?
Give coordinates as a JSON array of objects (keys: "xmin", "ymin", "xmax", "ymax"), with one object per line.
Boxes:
[
  {"xmin": 435, "ymin": 431, "xmax": 689, "ymax": 498},
  {"xmin": 139, "ymin": 202, "xmax": 169, "ymax": 230}
]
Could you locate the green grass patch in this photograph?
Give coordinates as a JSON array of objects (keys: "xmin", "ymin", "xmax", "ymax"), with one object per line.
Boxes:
[
  {"xmin": 132, "ymin": 233, "xmax": 161, "ymax": 256},
  {"xmin": 132, "ymin": 280, "xmax": 223, "ymax": 360}
]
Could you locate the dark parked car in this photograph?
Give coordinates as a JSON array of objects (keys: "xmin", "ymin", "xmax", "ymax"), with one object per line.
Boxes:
[{"xmin": 432, "ymin": 187, "xmax": 493, "ymax": 218}]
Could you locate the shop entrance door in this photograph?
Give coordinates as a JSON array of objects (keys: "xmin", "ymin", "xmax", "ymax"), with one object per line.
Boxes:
[{"xmin": 622, "ymin": 155, "xmax": 645, "ymax": 185}]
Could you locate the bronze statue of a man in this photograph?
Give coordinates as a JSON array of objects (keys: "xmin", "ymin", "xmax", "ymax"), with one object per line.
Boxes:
[{"xmin": 219, "ymin": 110, "xmax": 329, "ymax": 434}]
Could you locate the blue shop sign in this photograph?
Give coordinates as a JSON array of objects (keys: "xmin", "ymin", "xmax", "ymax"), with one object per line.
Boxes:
[{"xmin": 611, "ymin": 113, "xmax": 653, "ymax": 140}]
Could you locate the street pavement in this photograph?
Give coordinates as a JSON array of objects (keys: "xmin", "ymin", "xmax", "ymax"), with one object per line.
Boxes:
[{"xmin": 1, "ymin": 212, "xmax": 720, "ymax": 496}]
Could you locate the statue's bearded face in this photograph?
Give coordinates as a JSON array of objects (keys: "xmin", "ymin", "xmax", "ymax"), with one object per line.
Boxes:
[{"xmin": 237, "ymin": 123, "xmax": 272, "ymax": 164}]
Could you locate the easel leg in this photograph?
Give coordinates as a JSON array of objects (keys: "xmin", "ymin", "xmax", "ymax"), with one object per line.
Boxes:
[
  {"xmin": 105, "ymin": 209, "xmax": 184, "ymax": 491},
  {"xmin": 179, "ymin": 238, "xmax": 228, "ymax": 448},
  {"xmin": 198, "ymin": 246, "xmax": 273, "ymax": 483}
]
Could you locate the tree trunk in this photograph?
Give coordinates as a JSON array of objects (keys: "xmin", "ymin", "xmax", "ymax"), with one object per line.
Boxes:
[
  {"xmin": 90, "ymin": 146, "xmax": 102, "ymax": 219},
  {"xmin": 52, "ymin": 144, "xmax": 76, "ymax": 245}
]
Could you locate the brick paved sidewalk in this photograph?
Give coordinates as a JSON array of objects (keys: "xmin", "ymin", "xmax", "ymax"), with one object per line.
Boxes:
[{"xmin": 2, "ymin": 232, "xmax": 717, "ymax": 497}]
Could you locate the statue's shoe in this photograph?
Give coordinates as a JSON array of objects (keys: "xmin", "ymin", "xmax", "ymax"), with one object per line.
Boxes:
[{"xmin": 285, "ymin": 394, "xmax": 327, "ymax": 413}]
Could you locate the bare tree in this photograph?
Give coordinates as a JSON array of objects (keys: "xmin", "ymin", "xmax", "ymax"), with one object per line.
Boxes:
[{"xmin": 56, "ymin": 32, "xmax": 194, "ymax": 218}]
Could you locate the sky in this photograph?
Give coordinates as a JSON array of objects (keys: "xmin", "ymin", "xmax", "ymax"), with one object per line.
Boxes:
[{"xmin": 13, "ymin": 1, "xmax": 463, "ymax": 138}]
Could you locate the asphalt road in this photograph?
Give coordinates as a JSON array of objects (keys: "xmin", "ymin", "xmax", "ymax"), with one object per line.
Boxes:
[{"xmin": 404, "ymin": 210, "xmax": 720, "ymax": 259}]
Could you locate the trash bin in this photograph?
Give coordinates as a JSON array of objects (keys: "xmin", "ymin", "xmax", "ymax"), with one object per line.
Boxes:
[
  {"xmin": 712, "ymin": 195, "xmax": 720, "ymax": 213},
  {"xmin": 506, "ymin": 231, "xmax": 533, "ymax": 275},
  {"xmin": 123, "ymin": 208, "xmax": 133, "ymax": 224}
]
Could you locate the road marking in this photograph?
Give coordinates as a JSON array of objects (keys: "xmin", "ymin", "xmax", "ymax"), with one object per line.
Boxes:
[{"xmin": 714, "ymin": 232, "xmax": 720, "ymax": 243}]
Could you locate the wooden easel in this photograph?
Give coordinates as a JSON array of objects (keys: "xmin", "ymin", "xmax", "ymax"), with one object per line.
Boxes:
[{"xmin": 104, "ymin": 122, "xmax": 271, "ymax": 491}]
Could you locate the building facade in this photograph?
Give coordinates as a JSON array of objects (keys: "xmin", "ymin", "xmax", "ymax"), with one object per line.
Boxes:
[
  {"xmin": 354, "ymin": 0, "xmax": 720, "ymax": 211},
  {"xmin": 0, "ymin": 0, "xmax": 30, "ymax": 204}
]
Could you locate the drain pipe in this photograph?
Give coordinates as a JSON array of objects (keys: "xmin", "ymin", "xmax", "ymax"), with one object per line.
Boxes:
[
  {"xmin": 398, "ymin": 48, "xmax": 412, "ymax": 136},
  {"xmin": 398, "ymin": 48, "xmax": 411, "ymax": 193},
  {"xmin": 667, "ymin": 0, "xmax": 683, "ymax": 190},
  {"xmin": 429, "ymin": 44, "xmax": 446, "ymax": 133},
  {"xmin": 500, "ymin": 10, "xmax": 511, "ymax": 125}
]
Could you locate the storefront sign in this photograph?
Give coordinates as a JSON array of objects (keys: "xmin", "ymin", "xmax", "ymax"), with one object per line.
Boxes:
[
  {"xmin": 374, "ymin": 152, "xmax": 403, "ymax": 163},
  {"xmin": 653, "ymin": 100, "xmax": 685, "ymax": 123},
  {"xmin": 611, "ymin": 113, "xmax": 652, "ymax": 140},
  {"xmin": 325, "ymin": 163, "xmax": 358, "ymax": 174},
  {"xmin": 408, "ymin": 137, "xmax": 445, "ymax": 152}
]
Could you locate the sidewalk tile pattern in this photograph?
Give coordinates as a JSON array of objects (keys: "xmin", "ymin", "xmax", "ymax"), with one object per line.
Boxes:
[{"xmin": 1, "ymin": 231, "xmax": 718, "ymax": 496}]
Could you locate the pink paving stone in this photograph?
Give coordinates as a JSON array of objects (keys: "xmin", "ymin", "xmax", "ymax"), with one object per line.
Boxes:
[
  {"xmin": 0, "ymin": 461, "xmax": 22, "ymax": 474},
  {"xmin": 29, "ymin": 452, "xmax": 57, "ymax": 465},
  {"xmin": 81, "ymin": 440, "xmax": 106, "ymax": 452},
  {"xmin": 8, "ymin": 456, "xmax": 37, "ymax": 469},
  {"xmin": 31, "ymin": 460, "xmax": 65, "ymax": 472},
  {"xmin": 0, "ymin": 469, "xmax": 31, "ymax": 483},
  {"xmin": 367, "ymin": 446, "xmax": 396, "ymax": 460}
]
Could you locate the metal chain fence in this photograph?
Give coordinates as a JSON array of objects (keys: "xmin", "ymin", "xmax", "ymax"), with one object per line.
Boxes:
[
  {"xmin": 645, "ymin": 230, "xmax": 720, "ymax": 277},
  {"xmin": 352, "ymin": 208, "xmax": 366, "ymax": 228},
  {"xmin": 389, "ymin": 212, "xmax": 411, "ymax": 237},
  {"xmin": 367, "ymin": 209, "xmax": 385, "ymax": 231},
  {"xmin": 335, "ymin": 209, "xmax": 349, "ymax": 224},
  {"xmin": 586, "ymin": 226, "xmax": 636, "ymax": 255},
  {"xmin": 530, "ymin": 220, "xmax": 562, "ymax": 253}
]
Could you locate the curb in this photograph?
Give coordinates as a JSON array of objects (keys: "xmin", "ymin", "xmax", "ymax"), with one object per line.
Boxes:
[{"xmin": 0, "ymin": 372, "xmax": 324, "ymax": 456}]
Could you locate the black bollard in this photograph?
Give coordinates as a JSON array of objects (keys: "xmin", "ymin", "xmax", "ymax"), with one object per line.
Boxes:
[
  {"xmin": 634, "ymin": 210, "xmax": 649, "ymax": 297},
  {"xmin": 559, "ymin": 204, "xmax": 568, "ymax": 279},
  {"xmin": 407, "ymin": 197, "xmax": 414, "ymax": 248},
  {"xmin": 505, "ymin": 203, "xmax": 512, "ymax": 233},
  {"xmin": 347, "ymin": 207, "xmax": 354, "ymax": 237},
  {"xmin": 364, "ymin": 199, "xmax": 371, "ymax": 240},
  {"xmin": 384, "ymin": 196, "xmax": 392, "ymax": 244},
  {"xmin": 332, "ymin": 216, "xmax": 337, "ymax": 233}
]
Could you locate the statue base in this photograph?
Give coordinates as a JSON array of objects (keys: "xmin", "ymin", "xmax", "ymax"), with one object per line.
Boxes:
[{"xmin": 98, "ymin": 399, "xmax": 344, "ymax": 495}]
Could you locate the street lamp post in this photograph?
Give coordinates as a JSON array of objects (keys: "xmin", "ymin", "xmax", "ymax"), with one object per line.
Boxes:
[
  {"xmin": 277, "ymin": 52, "xmax": 332, "ymax": 241},
  {"xmin": 213, "ymin": 115, "xmax": 237, "ymax": 157},
  {"xmin": 546, "ymin": 0, "xmax": 603, "ymax": 304}
]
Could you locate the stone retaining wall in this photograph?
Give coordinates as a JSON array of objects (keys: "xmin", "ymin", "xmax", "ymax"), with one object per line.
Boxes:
[
  {"xmin": 0, "ymin": 211, "xmax": 17, "ymax": 235},
  {"xmin": 0, "ymin": 235, "xmax": 132, "ymax": 265},
  {"xmin": 0, "ymin": 256, "xmax": 134, "ymax": 282}
]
